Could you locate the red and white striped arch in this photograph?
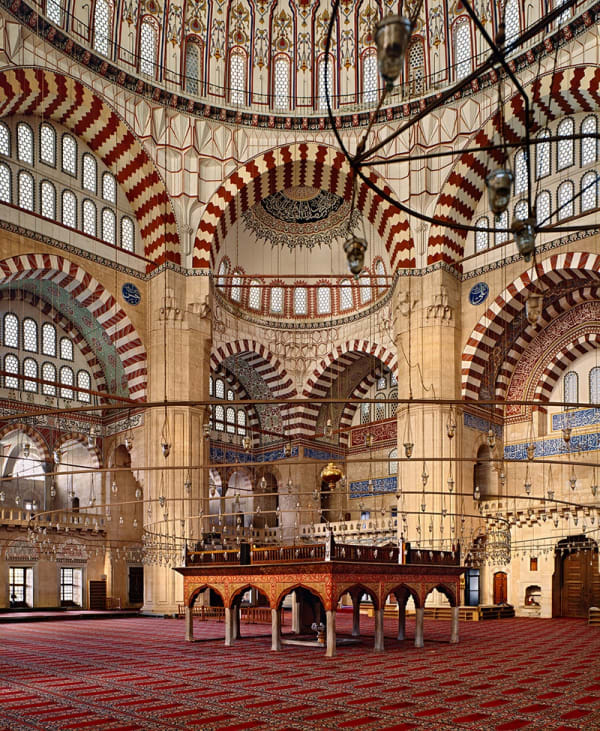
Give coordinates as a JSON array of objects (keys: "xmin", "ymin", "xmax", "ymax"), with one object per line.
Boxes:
[
  {"xmin": 0, "ymin": 68, "xmax": 180, "ymax": 268},
  {"xmin": 213, "ymin": 365, "xmax": 261, "ymax": 448},
  {"xmin": 462, "ymin": 251, "xmax": 600, "ymax": 403},
  {"xmin": 338, "ymin": 371, "xmax": 384, "ymax": 447},
  {"xmin": 194, "ymin": 142, "xmax": 414, "ymax": 271},
  {"xmin": 428, "ymin": 65, "xmax": 600, "ymax": 268},
  {"xmin": 0, "ymin": 422, "xmax": 51, "ymax": 464},
  {"xmin": 55, "ymin": 432, "xmax": 102, "ymax": 468},
  {"xmin": 0, "ymin": 254, "xmax": 147, "ymax": 401}
]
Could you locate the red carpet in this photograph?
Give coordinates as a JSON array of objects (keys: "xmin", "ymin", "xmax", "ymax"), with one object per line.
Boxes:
[{"xmin": 0, "ymin": 615, "xmax": 599, "ymax": 729}]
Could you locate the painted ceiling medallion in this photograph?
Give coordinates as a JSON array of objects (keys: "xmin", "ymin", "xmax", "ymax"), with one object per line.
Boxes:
[{"xmin": 242, "ymin": 187, "xmax": 360, "ymax": 249}]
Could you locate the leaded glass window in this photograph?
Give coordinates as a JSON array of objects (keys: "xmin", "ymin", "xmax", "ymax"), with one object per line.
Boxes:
[
  {"xmin": 102, "ymin": 172, "xmax": 116, "ymax": 203},
  {"xmin": 514, "ymin": 150, "xmax": 528, "ymax": 194},
  {"xmin": 390, "ymin": 389, "xmax": 398, "ymax": 416},
  {"xmin": 536, "ymin": 190, "xmax": 551, "ymax": 227},
  {"xmin": 214, "ymin": 404, "xmax": 224, "ymax": 431},
  {"xmin": 62, "ymin": 135, "xmax": 77, "ymax": 176},
  {"xmin": 46, "ymin": 0, "xmax": 62, "ymax": 25},
  {"xmin": 23, "ymin": 358, "xmax": 38, "ymax": 392},
  {"xmin": 4, "ymin": 313, "xmax": 18, "ymax": 348},
  {"xmin": 77, "ymin": 370, "xmax": 91, "ymax": 402},
  {"xmin": 274, "ymin": 56, "xmax": 290, "ymax": 110},
  {"xmin": 82, "ymin": 154, "xmax": 97, "ymax": 193},
  {"xmin": 495, "ymin": 210, "xmax": 508, "ymax": 246},
  {"xmin": 504, "ymin": 0, "xmax": 520, "ymax": 45},
  {"xmin": 40, "ymin": 123, "xmax": 56, "ymax": 166},
  {"xmin": 360, "ymin": 402, "xmax": 370, "ymax": 424},
  {"xmin": 270, "ymin": 286, "xmax": 283, "ymax": 314},
  {"xmin": 340, "ymin": 279, "xmax": 353, "ymax": 311},
  {"xmin": 41, "ymin": 180, "xmax": 56, "ymax": 219},
  {"xmin": 318, "ymin": 56, "xmax": 333, "ymax": 110},
  {"xmin": 82, "ymin": 199, "xmax": 96, "ymax": 237},
  {"xmin": 388, "ymin": 447, "xmax": 398, "ymax": 475},
  {"xmin": 564, "ymin": 370, "xmax": 578, "ymax": 407},
  {"xmin": 60, "ymin": 365, "xmax": 74, "ymax": 399},
  {"xmin": 581, "ymin": 171, "xmax": 598, "ymax": 212},
  {"xmin": 102, "ymin": 208, "xmax": 116, "ymax": 245},
  {"xmin": 140, "ymin": 19, "xmax": 157, "ymax": 76},
  {"xmin": 390, "ymin": 371, "xmax": 397, "ymax": 386},
  {"xmin": 226, "ymin": 407, "xmax": 235, "ymax": 434},
  {"xmin": 556, "ymin": 0, "xmax": 571, "ymax": 25},
  {"xmin": 591, "ymin": 367, "xmax": 600, "ymax": 404},
  {"xmin": 375, "ymin": 260, "xmax": 386, "ymax": 291},
  {"xmin": 237, "ymin": 409, "xmax": 246, "ymax": 435},
  {"xmin": 60, "ymin": 336, "xmax": 73, "ymax": 361},
  {"xmin": 185, "ymin": 40, "xmax": 200, "ymax": 95},
  {"xmin": 18, "ymin": 171, "xmax": 34, "ymax": 211},
  {"xmin": 94, "ymin": 0, "xmax": 111, "ymax": 56},
  {"xmin": 62, "ymin": 190, "xmax": 76, "ymax": 228},
  {"xmin": 23, "ymin": 319, "xmax": 37, "ymax": 352},
  {"xmin": 581, "ymin": 116, "xmax": 598, "ymax": 166},
  {"xmin": 557, "ymin": 118, "xmax": 574, "ymax": 170},
  {"xmin": 536, "ymin": 130, "xmax": 550, "ymax": 179},
  {"xmin": 408, "ymin": 39, "xmax": 425, "ymax": 95},
  {"xmin": 514, "ymin": 199, "xmax": 528, "ymax": 222},
  {"xmin": 231, "ymin": 272, "xmax": 242, "ymax": 302},
  {"xmin": 217, "ymin": 259, "xmax": 228, "ymax": 288},
  {"xmin": 4, "ymin": 354, "xmax": 18, "ymax": 389},
  {"xmin": 248, "ymin": 280, "xmax": 261, "ymax": 310},
  {"xmin": 42, "ymin": 323, "xmax": 56, "ymax": 356},
  {"xmin": 317, "ymin": 286, "xmax": 331, "ymax": 315},
  {"xmin": 121, "ymin": 216, "xmax": 135, "ymax": 252},
  {"xmin": 454, "ymin": 17, "xmax": 471, "ymax": 80},
  {"xmin": 377, "ymin": 375, "xmax": 386, "ymax": 391},
  {"xmin": 359, "ymin": 273, "xmax": 371, "ymax": 304},
  {"xmin": 0, "ymin": 123, "xmax": 10, "ymax": 156},
  {"xmin": 42, "ymin": 362, "xmax": 56, "ymax": 395},
  {"xmin": 294, "ymin": 287, "xmax": 307, "ymax": 315},
  {"xmin": 557, "ymin": 180, "xmax": 574, "ymax": 220},
  {"xmin": 17, "ymin": 123, "xmax": 33, "ymax": 165},
  {"xmin": 375, "ymin": 395, "xmax": 385, "ymax": 421},
  {"xmin": 230, "ymin": 50, "xmax": 246, "ymax": 105},
  {"xmin": 362, "ymin": 51, "xmax": 377, "ymax": 104},
  {"xmin": 475, "ymin": 216, "xmax": 489, "ymax": 252},
  {"xmin": 215, "ymin": 378, "xmax": 225, "ymax": 399},
  {"xmin": 0, "ymin": 163, "xmax": 10, "ymax": 203}
]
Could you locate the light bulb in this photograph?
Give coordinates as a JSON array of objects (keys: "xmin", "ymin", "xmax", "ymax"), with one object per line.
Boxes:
[
  {"xmin": 404, "ymin": 442, "xmax": 413, "ymax": 459},
  {"xmin": 111, "ymin": 481, "xmax": 118, "ymax": 495},
  {"xmin": 526, "ymin": 443, "xmax": 535, "ymax": 460},
  {"xmin": 135, "ymin": 487, "xmax": 142, "ymax": 499},
  {"xmin": 184, "ymin": 480, "xmax": 192, "ymax": 495},
  {"xmin": 375, "ymin": 14, "xmax": 412, "ymax": 85},
  {"xmin": 447, "ymin": 476, "xmax": 455, "ymax": 492},
  {"xmin": 161, "ymin": 442, "xmax": 171, "ymax": 458},
  {"xmin": 119, "ymin": 516, "xmax": 124, "ymax": 526},
  {"xmin": 486, "ymin": 168, "xmax": 513, "ymax": 215},
  {"xmin": 524, "ymin": 481, "xmax": 531, "ymax": 495},
  {"xmin": 474, "ymin": 485, "xmax": 481, "ymax": 499},
  {"xmin": 23, "ymin": 443, "xmax": 30, "ymax": 458},
  {"xmin": 125, "ymin": 436, "xmax": 133, "ymax": 451},
  {"xmin": 343, "ymin": 235, "xmax": 367, "ymax": 277}
]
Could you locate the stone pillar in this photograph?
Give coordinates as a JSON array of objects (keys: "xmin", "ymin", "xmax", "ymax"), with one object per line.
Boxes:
[
  {"xmin": 233, "ymin": 605, "xmax": 240, "ymax": 639},
  {"xmin": 450, "ymin": 606, "xmax": 459, "ymax": 644},
  {"xmin": 271, "ymin": 608, "xmax": 282, "ymax": 651},
  {"xmin": 185, "ymin": 606, "xmax": 194, "ymax": 641},
  {"xmin": 397, "ymin": 602, "xmax": 406, "ymax": 640},
  {"xmin": 326, "ymin": 609, "xmax": 336, "ymax": 658},
  {"xmin": 225, "ymin": 607, "xmax": 234, "ymax": 646},
  {"xmin": 291, "ymin": 592, "xmax": 301, "ymax": 634},
  {"xmin": 414, "ymin": 607, "xmax": 425, "ymax": 648},
  {"xmin": 352, "ymin": 595, "xmax": 361, "ymax": 637},
  {"xmin": 374, "ymin": 608, "xmax": 385, "ymax": 651}
]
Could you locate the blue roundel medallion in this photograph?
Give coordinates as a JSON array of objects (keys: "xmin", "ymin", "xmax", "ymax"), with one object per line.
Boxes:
[
  {"xmin": 122, "ymin": 282, "xmax": 141, "ymax": 306},
  {"xmin": 469, "ymin": 282, "xmax": 489, "ymax": 306}
]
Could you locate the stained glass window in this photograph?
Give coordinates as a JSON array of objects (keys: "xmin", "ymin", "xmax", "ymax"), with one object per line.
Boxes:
[
  {"xmin": 514, "ymin": 150, "xmax": 528, "ymax": 194},
  {"xmin": 62, "ymin": 190, "xmax": 76, "ymax": 228},
  {"xmin": 60, "ymin": 365, "xmax": 74, "ymax": 399},
  {"xmin": 495, "ymin": 210, "xmax": 508, "ymax": 246},
  {"xmin": 340, "ymin": 279, "xmax": 353, "ymax": 310},
  {"xmin": 94, "ymin": 0, "xmax": 110, "ymax": 56},
  {"xmin": 581, "ymin": 171, "xmax": 598, "ymax": 212},
  {"xmin": 102, "ymin": 172, "xmax": 116, "ymax": 203},
  {"xmin": 557, "ymin": 118, "xmax": 574, "ymax": 170},
  {"xmin": 23, "ymin": 318, "xmax": 37, "ymax": 352},
  {"xmin": 270, "ymin": 286, "xmax": 283, "ymax": 314},
  {"xmin": 359, "ymin": 273, "xmax": 372, "ymax": 304},
  {"xmin": 0, "ymin": 163, "xmax": 11, "ymax": 203},
  {"xmin": 248, "ymin": 280, "xmax": 261, "ymax": 310},
  {"xmin": 60, "ymin": 336, "xmax": 73, "ymax": 361},
  {"xmin": 17, "ymin": 123, "xmax": 33, "ymax": 165},
  {"xmin": 294, "ymin": 287, "xmax": 307, "ymax": 315},
  {"xmin": 4, "ymin": 354, "xmax": 18, "ymax": 389},
  {"xmin": 318, "ymin": 56, "xmax": 333, "ymax": 110},
  {"xmin": 536, "ymin": 190, "xmax": 551, "ymax": 227},
  {"xmin": 42, "ymin": 323, "xmax": 56, "ymax": 356},
  {"xmin": 23, "ymin": 358, "xmax": 38, "ymax": 392},
  {"xmin": 82, "ymin": 199, "xmax": 96, "ymax": 237},
  {"xmin": 4, "ymin": 313, "xmax": 18, "ymax": 348},
  {"xmin": 0, "ymin": 123, "xmax": 10, "ymax": 156},
  {"xmin": 581, "ymin": 116, "xmax": 598, "ymax": 166},
  {"xmin": 102, "ymin": 208, "xmax": 116, "ymax": 245},
  {"xmin": 590, "ymin": 367, "xmax": 600, "ymax": 404},
  {"xmin": 557, "ymin": 180, "xmax": 574, "ymax": 220},
  {"xmin": 82, "ymin": 154, "xmax": 97, "ymax": 193},
  {"xmin": 185, "ymin": 41, "xmax": 200, "ymax": 95},
  {"xmin": 362, "ymin": 51, "xmax": 378, "ymax": 104},
  {"xmin": 46, "ymin": 0, "xmax": 62, "ymax": 25},
  {"xmin": 475, "ymin": 216, "xmax": 489, "ymax": 252},
  {"xmin": 454, "ymin": 17, "xmax": 471, "ymax": 80},
  {"xmin": 121, "ymin": 217, "xmax": 135, "ymax": 252},
  {"xmin": 42, "ymin": 362, "xmax": 56, "ymax": 395},
  {"xmin": 77, "ymin": 370, "xmax": 91, "ymax": 402},
  {"xmin": 40, "ymin": 123, "xmax": 56, "ymax": 166},
  {"xmin": 536, "ymin": 130, "xmax": 550, "ymax": 179},
  {"xmin": 274, "ymin": 56, "xmax": 290, "ymax": 110},
  {"xmin": 41, "ymin": 180, "xmax": 56, "ymax": 219},
  {"xmin": 230, "ymin": 50, "xmax": 246, "ymax": 105},
  {"xmin": 62, "ymin": 135, "xmax": 77, "ymax": 176},
  {"xmin": 18, "ymin": 171, "xmax": 34, "ymax": 211},
  {"xmin": 317, "ymin": 286, "xmax": 331, "ymax": 315},
  {"xmin": 564, "ymin": 371, "xmax": 578, "ymax": 407}
]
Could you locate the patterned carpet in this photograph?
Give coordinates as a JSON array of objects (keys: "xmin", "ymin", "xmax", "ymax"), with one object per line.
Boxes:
[{"xmin": 0, "ymin": 614, "xmax": 599, "ymax": 730}]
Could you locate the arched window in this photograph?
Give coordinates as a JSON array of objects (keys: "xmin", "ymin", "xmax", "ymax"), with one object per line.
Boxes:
[
  {"xmin": 140, "ymin": 17, "xmax": 158, "ymax": 77},
  {"xmin": 23, "ymin": 358, "xmax": 38, "ymax": 392},
  {"xmin": 495, "ymin": 210, "xmax": 508, "ymax": 246},
  {"xmin": 557, "ymin": 118, "xmax": 575, "ymax": 170},
  {"xmin": 514, "ymin": 149, "xmax": 528, "ymax": 194},
  {"xmin": 555, "ymin": 0, "xmax": 572, "ymax": 25},
  {"xmin": 591, "ymin": 367, "xmax": 600, "ymax": 404},
  {"xmin": 407, "ymin": 38, "xmax": 425, "ymax": 96},
  {"xmin": 42, "ymin": 362, "xmax": 56, "ymax": 395},
  {"xmin": 390, "ymin": 371, "xmax": 397, "ymax": 386},
  {"xmin": 317, "ymin": 286, "xmax": 331, "ymax": 315},
  {"xmin": 40, "ymin": 180, "xmax": 56, "ymax": 219},
  {"xmin": 40, "ymin": 123, "xmax": 56, "ymax": 166},
  {"xmin": 564, "ymin": 371, "xmax": 578, "ymax": 407},
  {"xmin": 18, "ymin": 171, "xmax": 34, "ymax": 211},
  {"xmin": 294, "ymin": 287, "xmax": 307, "ymax": 315},
  {"xmin": 62, "ymin": 190, "xmax": 76, "ymax": 228},
  {"xmin": 226, "ymin": 407, "xmax": 235, "ymax": 434},
  {"xmin": 536, "ymin": 190, "xmax": 551, "ymax": 227},
  {"xmin": 388, "ymin": 447, "xmax": 398, "ymax": 475},
  {"xmin": 17, "ymin": 123, "xmax": 33, "ymax": 165},
  {"xmin": 557, "ymin": 180, "xmax": 574, "ymax": 220},
  {"xmin": 237, "ymin": 409, "xmax": 246, "ymax": 435},
  {"xmin": 360, "ymin": 403, "xmax": 370, "ymax": 424},
  {"xmin": 102, "ymin": 208, "xmax": 116, "ymax": 245},
  {"xmin": 0, "ymin": 163, "xmax": 11, "ymax": 203},
  {"xmin": 3, "ymin": 313, "xmax": 18, "ymax": 348},
  {"xmin": 514, "ymin": 199, "xmax": 527, "ymax": 222},
  {"xmin": 227, "ymin": 386, "xmax": 234, "ymax": 400},
  {"xmin": 362, "ymin": 50, "xmax": 378, "ymax": 104},
  {"xmin": 581, "ymin": 171, "xmax": 598, "ymax": 212},
  {"xmin": 0, "ymin": 123, "xmax": 9, "ymax": 156},
  {"xmin": 248, "ymin": 280, "xmax": 261, "ymax": 310},
  {"xmin": 375, "ymin": 260, "xmax": 386, "ymax": 292},
  {"xmin": 23, "ymin": 319, "xmax": 38, "ymax": 352},
  {"xmin": 82, "ymin": 199, "xmax": 97, "ymax": 237},
  {"xmin": 60, "ymin": 337, "xmax": 73, "ymax": 361},
  {"xmin": 340, "ymin": 279, "xmax": 353, "ymax": 311},
  {"xmin": 215, "ymin": 378, "xmax": 225, "ymax": 399},
  {"xmin": 581, "ymin": 115, "xmax": 598, "ymax": 165},
  {"xmin": 389, "ymin": 388, "xmax": 398, "ymax": 417},
  {"xmin": 231, "ymin": 271, "xmax": 242, "ymax": 302},
  {"xmin": 77, "ymin": 371, "xmax": 91, "ymax": 402},
  {"xmin": 59, "ymin": 365, "xmax": 74, "ymax": 399},
  {"xmin": 270, "ymin": 286, "xmax": 283, "ymax": 314},
  {"xmin": 359, "ymin": 273, "xmax": 372, "ymax": 304},
  {"xmin": 93, "ymin": 0, "xmax": 111, "ymax": 56},
  {"xmin": 102, "ymin": 172, "xmax": 116, "ymax": 203},
  {"xmin": 185, "ymin": 39, "xmax": 201, "ymax": 95},
  {"xmin": 217, "ymin": 259, "xmax": 229, "ymax": 288},
  {"xmin": 504, "ymin": 0, "xmax": 520, "ymax": 46},
  {"xmin": 375, "ymin": 394, "xmax": 385, "ymax": 421},
  {"xmin": 208, "ymin": 375, "xmax": 214, "ymax": 397},
  {"xmin": 46, "ymin": 0, "xmax": 62, "ymax": 25},
  {"xmin": 61, "ymin": 134, "xmax": 77, "ymax": 176},
  {"xmin": 475, "ymin": 216, "xmax": 489, "ymax": 252},
  {"xmin": 536, "ymin": 130, "xmax": 550, "ymax": 179},
  {"xmin": 229, "ymin": 49, "xmax": 247, "ymax": 106},
  {"xmin": 454, "ymin": 17, "xmax": 472, "ymax": 80},
  {"xmin": 274, "ymin": 55, "xmax": 290, "ymax": 110},
  {"xmin": 214, "ymin": 404, "xmax": 225, "ymax": 431},
  {"xmin": 318, "ymin": 55, "xmax": 333, "ymax": 110},
  {"xmin": 82, "ymin": 153, "xmax": 97, "ymax": 193},
  {"xmin": 4, "ymin": 354, "xmax": 19, "ymax": 389},
  {"xmin": 42, "ymin": 323, "xmax": 56, "ymax": 356},
  {"xmin": 120, "ymin": 217, "xmax": 135, "ymax": 252}
]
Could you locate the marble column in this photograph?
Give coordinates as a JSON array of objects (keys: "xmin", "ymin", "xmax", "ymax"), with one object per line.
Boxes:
[
  {"xmin": 292, "ymin": 592, "xmax": 301, "ymax": 634},
  {"xmin": 374, "ymin": 608, "xmax": 385, "ymax": 651},
  {"xmin": 450, "ymin": 606, "xmax": 459, "ymax": 644},
  {"xmin": 414, "ymin": 607, "xmax": 425, "ymax": 648},
  {"xmin": 352, "ymin": 595, "xmax": 361, "ymax": 637},
  {"xmin": 271, "ymin": 608, "xmax": 282, "ymax": 651},
  {"xmin": 326, "ymin": 609, "xmax": 336, "ymax": 658},
  {"xmin": 397, "ymin": 603, "xmax": 406, "ymax": 640},
  {"xmin": 225, "ymin": 607, "xmax": 234, "ymax": 646},
  {"xmin": 185, "ymin": 606, "xmax": 194, "ymax": 641}
]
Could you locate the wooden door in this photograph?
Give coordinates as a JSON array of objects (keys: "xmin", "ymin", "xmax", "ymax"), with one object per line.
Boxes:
[
  {"xmin": 560, "ymin": 548, "xmax": 600, "ymax": 617},
  {"xmin": 493, "ymin": 571, "xmax": 508, "ymax": 604}
]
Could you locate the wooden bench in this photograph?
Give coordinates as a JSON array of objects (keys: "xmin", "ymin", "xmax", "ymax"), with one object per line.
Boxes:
[
  {"xmin": 478, "ymin": 604, "xmax": 515, "ymax": 620},
  {"xmin": 177, "ymin": 605, "xmax": 271, "ymax": 623},
  {"xmin": 588, "ymin": 607, "xmax": 600, "ymax": 625}
]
